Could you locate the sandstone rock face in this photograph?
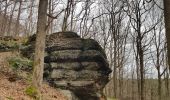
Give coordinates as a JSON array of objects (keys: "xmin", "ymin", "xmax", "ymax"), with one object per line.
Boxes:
[{"xmin": 22, "ymin": 32, "xmax": 111, "ymax": 100}]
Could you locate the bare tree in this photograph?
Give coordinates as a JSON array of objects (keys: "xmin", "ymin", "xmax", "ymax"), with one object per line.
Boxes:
[
  {"xmin": 15, "ymin": 0, "xmax": 22, "ymax": 36},
  {"xmin": 0, "ymin": 0, "xmax": 9, "ymax": 36},
  {"xmin": 124, "ymin": 0, "xmax": 159, "ymax": 99},
  {"xmin": 151, "ymin": 22, "xmax": 166, "ymax": 100},
  {"xmin": 62, "ymin": 0, "xmax": 72, "ymax": 31},
  {"xmin": 32, "ymin": 0, "xmax": 48, "ymax": 99},
  {"xmin": 7, "ymin": 0, "xmax": 17, "ymax": 36}
]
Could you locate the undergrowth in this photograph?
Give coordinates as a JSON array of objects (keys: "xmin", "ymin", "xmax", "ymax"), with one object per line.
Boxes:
[
  {"xmin": 8, "ymin": 56, "xmax": 33, "ymax": 71},
  {"xmin": 25, "ymin": 85, "xmax": 38, "ymax": 99}
]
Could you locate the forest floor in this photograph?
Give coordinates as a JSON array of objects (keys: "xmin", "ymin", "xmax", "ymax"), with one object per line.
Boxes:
[{"xmin": 0, "ymin": 52, "xmax": 67, "ymax": 100}]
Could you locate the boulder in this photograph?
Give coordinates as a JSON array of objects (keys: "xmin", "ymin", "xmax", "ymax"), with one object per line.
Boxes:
[{"xmin": 21, "ymin": 31, "xmax": 111, "ymax": 100}]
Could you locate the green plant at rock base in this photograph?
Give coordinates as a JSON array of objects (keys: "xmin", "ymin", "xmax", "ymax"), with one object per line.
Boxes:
[
  {"xmin": 21, "ymin": 37, "xmax": 29, "ymax": 45},
  {"xmin": 25, "ymin": 86, "xmax": 38, "ymax": 99},
  {"xmin": 8, "ymin": 57, "xmax": 33, "ymax": 71}
]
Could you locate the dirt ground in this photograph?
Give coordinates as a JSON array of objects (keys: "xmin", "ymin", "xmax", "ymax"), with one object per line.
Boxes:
[{"xmin": 0, "ymin": 52, "xmax": 66, "ymax": 100}]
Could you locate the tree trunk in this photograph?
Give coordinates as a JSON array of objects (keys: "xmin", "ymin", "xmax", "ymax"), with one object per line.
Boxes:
[
  {"xmin": 163, "ymin": 1, "xmax": 170, "ymax": 99},
  {"xmin": 27, "ymin": 0, "xmax": 34, "ymax": 36},
  {"xmin": 32, "ymin": 0, "xmax": 48, "ymax": 99},
  {"xmin": 164, "ymin": 0, "xmax": 170, "ymax": 72},
  {"xmin": 7, "ymin": 1, "xmax": 17, "ymax": 36},
  {"xmin": 15, "ymin": 0, "xmax": 22, "ymax": 36},
  {"xmin": 62, "ymin": 0, "xmax": 71, "ymax": 31},
  {"xmin": 158, "ymin": 72, "xmax": 161, "ymax": 100},
  {"xmin": 0, "ymin": 0, "xmax": 8, "ymax": 36}
]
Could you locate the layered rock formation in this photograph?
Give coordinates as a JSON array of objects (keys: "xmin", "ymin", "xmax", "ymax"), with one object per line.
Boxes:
[{"xmin": 22, "ymin": 32, "xmax": 111, "ymax": 100}]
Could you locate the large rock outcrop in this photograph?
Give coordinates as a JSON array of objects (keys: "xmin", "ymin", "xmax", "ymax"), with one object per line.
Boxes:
[{"xmin": 22, "ymin": 32, "xmax": 111, "ymax": 100}]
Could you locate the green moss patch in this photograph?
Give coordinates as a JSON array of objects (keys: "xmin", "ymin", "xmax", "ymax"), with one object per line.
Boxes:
[{"xmin": 25, "ymin": 86, "xmax": 38, "ymax": 98}]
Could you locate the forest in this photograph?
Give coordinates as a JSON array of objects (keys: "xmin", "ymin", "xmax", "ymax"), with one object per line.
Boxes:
[{"xmin": 0, "ymin": 0, "xmax": 170, "ymax": 100}]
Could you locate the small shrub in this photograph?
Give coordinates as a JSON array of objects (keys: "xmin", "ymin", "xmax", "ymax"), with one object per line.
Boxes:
[
  {"xmin": 8, "ymin": 57, "xmax": 33, "ymax": 71},
  {"xmin": 21, "ymin": 37, "xmax": 29, "ymax": 45},
  {"xmin": 25, "ymin": 86, "xmax": 38, "ymax": 98},
  {"xmin": 0, "ymin": 40, "xmax": 19, "ymax": 51}
]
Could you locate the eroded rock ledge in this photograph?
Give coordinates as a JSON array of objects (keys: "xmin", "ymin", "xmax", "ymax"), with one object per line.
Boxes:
[{"xmin": 22, "ymin": 32, "xmax": 111, "ymax": 100}]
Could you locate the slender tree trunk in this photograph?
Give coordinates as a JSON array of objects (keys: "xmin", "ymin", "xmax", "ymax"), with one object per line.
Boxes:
[
  {"xmin": 15, "ymin": 1, "xmax": 22, "ymax": 36},
  {"xmin": 47, "ymin": 0, "xmax": 53, "ymax": 34},
  {"xmin": 27, "ymin": 0, "xmax": 34, "ymax": 36},
  {"xmin": 7, "ymin": 1, "xmax": 17, "ymax": 36},
  {"xmin": 158, "ymin": 70, "xmax": 161, "ymax": 100},
  {"xmin": 139, "ymin": 49, "xmax": 144, "ymax": 100},
  {"xmin": 164, "ymin": 69, "xmax": 169, "ymax": 100},
  {"xmin": 1, "ymin": 0, "xmax": 8, "ymax": 36},
  {"xmin": 113, "ymin": 40, "xmax": 117, "ymax": 98},
  {"xmin": 131, "ymin": 70, "xmax": 135, "ymax": 100},
  {"xmin": 62, "ymin": 0, "xmax": 72, "ymax": 31},
  {"xmin": 70, "ymin": 0, "xmax": 74, "ymax": 31},
  {"xmin": 32, "ymin": 0, "xmax": 48, "ymax": 99}
]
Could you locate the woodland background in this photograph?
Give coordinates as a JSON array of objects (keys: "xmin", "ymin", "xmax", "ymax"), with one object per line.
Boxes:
[{"xmin": 0, "ymin": 0, "xmax": 170, "ymax": 100}]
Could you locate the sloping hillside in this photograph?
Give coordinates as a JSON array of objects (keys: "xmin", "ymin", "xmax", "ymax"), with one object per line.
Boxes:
[{"xmin": 0, "ymin": 52, "xmax": 67, "ymax": 100}]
